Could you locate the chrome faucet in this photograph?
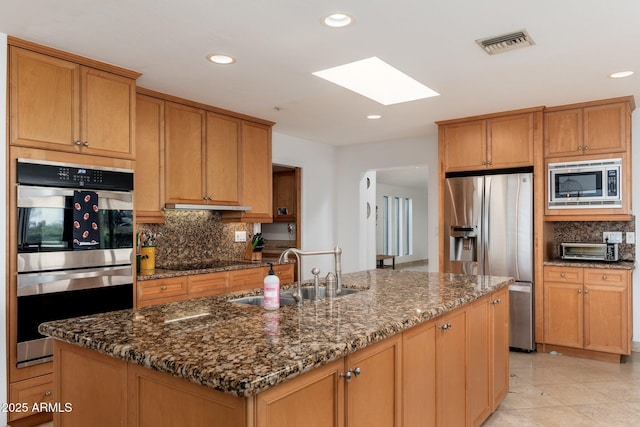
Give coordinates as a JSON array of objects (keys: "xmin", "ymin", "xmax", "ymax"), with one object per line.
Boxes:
[{"xmin": 278, "ymin": 246, "xmax": 343, "ymax": 303}]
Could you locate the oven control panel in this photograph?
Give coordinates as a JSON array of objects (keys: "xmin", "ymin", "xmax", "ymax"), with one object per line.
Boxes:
[{"xmin": 17, "ymin": 160, "xmax": 133, "ymax": 191}]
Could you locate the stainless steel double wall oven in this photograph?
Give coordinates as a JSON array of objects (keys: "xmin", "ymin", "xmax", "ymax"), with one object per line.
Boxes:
[{"xmin": 16, "ymin": 159, "xmax": 134, "ymax": 367}]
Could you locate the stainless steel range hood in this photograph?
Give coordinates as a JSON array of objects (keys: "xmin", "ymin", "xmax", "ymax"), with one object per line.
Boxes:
[{"xmin": 164, "ymin": 204, "xmax": 252, "ymax": 211}]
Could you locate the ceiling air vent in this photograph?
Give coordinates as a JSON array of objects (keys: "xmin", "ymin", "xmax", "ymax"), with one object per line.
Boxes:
[{"xmin": 476, "ymin": 29, "xmax": 534, "ymax": 55}]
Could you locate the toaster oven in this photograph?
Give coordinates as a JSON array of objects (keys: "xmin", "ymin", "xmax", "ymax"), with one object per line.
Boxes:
[{"xmin": 561, "ymin": 242, "xmax": 619, "ymax": 262}]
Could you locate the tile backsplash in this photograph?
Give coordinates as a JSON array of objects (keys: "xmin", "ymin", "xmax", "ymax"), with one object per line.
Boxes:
[
  {"xmin": 553, "ymin": 219, "xmax": 636, "ymax": 261},
  {"xmin": 137, "ymin": 210, "xmax": 252, "ymax": 267}
]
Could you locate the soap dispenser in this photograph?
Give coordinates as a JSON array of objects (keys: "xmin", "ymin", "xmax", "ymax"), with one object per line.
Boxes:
[{"xmin": 263, "ymin": 263, "xmax": 280, "ymax": 310}]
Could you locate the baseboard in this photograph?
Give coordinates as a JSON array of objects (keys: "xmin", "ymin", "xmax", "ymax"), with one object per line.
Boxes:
[{"xmin": 397, "ymin": 259, "xmax": 428, "ymax": 268}]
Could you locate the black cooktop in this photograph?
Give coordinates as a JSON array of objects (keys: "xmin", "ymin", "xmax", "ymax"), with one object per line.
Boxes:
[{"xmin": 165, "ymin": 260, "xmax": 256, "ymax": 271}]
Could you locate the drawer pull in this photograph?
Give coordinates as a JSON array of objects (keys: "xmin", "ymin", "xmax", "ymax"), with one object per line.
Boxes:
[
  {"xmin": 161, "ymin": 286, "xmax": 168, "ymax": 291},
  {"xmin": 440, "ymin": 322, "xmax": 452, "ymax": 330},
  {"xmin": 44, "ymin": 390, "xmax": 52, "ymax": 397},
  {"xmin": 560, "ymin": 273, "xmax": 566, "ymax": 277},
  {"xmin": 578, "ymin": 289, "xmax": 582, "ymax": 294},
  {"xmin": 584, "ymin": 289, "xmax": 589, "ymax": 294},
  {"xmin": 602, "ymin": 275, "xmax": 608, "ymax": 280}
]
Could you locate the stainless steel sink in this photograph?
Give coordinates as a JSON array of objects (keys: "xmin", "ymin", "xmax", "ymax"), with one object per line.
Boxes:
[
  {"xmin": 229, "ymin": 295, "xmax": 298, "ymax": 307},
  {"xmin": 289, "ymin": 286, "xmax": 362, "ymax": 300}
]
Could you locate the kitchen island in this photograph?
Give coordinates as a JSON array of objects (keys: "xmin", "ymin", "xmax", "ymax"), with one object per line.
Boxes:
[{"xmin": 40, "ymin": 269, "xmax": 513, "ymax": 427}]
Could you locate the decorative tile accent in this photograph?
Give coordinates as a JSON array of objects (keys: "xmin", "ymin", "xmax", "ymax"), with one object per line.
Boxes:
[
  {"xmin": 137, "ymin": 210, "xmax": 253, "ymax": 267},
  {"xmin": 552, "ymin": 219, "xmax": 636, "ymax": 261}
]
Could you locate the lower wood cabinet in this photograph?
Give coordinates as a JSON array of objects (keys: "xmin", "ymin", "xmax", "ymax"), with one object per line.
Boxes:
[
  {"xmin": 136, "ymin": 265, "xmax": 295, "ymax": 307},
  {"xmin": 137, "ymin": 276, "xmax": 189, "ymax": 307},
  {"xmin": 542, "ymin": 266, "xmax": 631, "ymax": 360},
  {"xmin": 8, "ymin": 373, "xmax": 54, "ymax": 422}
]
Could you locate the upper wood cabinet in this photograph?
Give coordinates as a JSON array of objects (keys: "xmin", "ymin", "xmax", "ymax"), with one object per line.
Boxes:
[
  {"xmin": 224, "ymin": 122, "xmax": 273, "ymax": 223},
  {"xmin": 273, "ymin": 169, "xmax": 297, "ymax": 221},
  {"xmin": 165, "ymin": 102, "xmax": 207, "ymax": 204},
  {"xmin": 164, "ymin": 102, "xmax": 241, "ymax": 206},
  {"xmin": 9, "ymin": 45, "xmax": 137, "ymax": 159},
  {"xmin": 206, "ymin": 112, "xmax": 241, "ymax": 205},
  {"xmin": 439, "ymin": 109, "xmax": 540, "ymax": 173},
  {"xmin": 544, "ymin": 97, "xmax": 634, "ymax": 158},
  {"xmin": 135, "ymin": 94, "xmax": 165, "ymax": 223}
]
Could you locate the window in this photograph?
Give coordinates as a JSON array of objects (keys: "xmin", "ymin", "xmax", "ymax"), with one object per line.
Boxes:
[{"xmin": 382, "ymin": 196, "xmax": 412, "ymax": 256}]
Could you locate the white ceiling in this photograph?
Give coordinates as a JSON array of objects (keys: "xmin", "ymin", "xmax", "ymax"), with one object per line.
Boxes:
[{"xmin": 2, "ymin": 0, "xmax": 640, "ymax": 147}]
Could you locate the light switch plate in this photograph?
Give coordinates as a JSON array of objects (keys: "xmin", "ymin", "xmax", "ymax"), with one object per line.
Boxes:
[
  {"xmin": 235, "ymin": 231, "xmax": 247, "ymax": 242},
  {"xmin": 627, "ymin": 232, "xmax": 636, "ymax": 244},
  {"xmin": 603, "ymin": 231, "xmax": 623, "ymax": 243}
]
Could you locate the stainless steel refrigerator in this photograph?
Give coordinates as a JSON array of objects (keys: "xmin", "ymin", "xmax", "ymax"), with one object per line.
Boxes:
[{"xmin": 443, "ymin": 170, "xmax": 535, "ymax": 351}]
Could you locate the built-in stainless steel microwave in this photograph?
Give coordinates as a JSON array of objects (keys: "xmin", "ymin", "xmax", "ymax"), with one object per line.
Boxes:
[{"xmin": 548, "ymin": 158, "xmax": 622, "ymax": 209}]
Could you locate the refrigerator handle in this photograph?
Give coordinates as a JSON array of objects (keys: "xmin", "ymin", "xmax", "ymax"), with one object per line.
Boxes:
[
  {"xmin": 514, "ymin": 176, "xmax": 521, "ymax": 279},
  {"xmin": 483, "ymin": 176, "xmax": 489, "ymax": 276}
]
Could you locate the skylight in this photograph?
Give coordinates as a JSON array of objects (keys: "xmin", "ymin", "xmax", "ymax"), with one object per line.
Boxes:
[{"xmin": 312, "ymin": 57, "xmax": 439, "ymax": 106}]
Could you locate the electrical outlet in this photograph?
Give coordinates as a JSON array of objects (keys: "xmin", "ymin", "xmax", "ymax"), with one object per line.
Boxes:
[
  {"xmin": 627, "ymin": 232, "xmax": 636, "ymax": 244},
  {"xmin": 235, "ymin": 231, "xmax": 247, "ymax": 243},
  {"xmin": 603, "ymin": 231, "xmax": 623, "ymax": 243}
]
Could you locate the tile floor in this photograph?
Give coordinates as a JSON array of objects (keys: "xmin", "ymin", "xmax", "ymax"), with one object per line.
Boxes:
[{"xmin": 484, "ymin": 349, "xmax": 640, "ymax": 426}]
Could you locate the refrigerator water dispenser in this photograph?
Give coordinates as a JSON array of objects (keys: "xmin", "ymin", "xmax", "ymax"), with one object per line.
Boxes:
[{"xmin": 450, "ymin": 226, "xmax": 478, "ymax": 262}]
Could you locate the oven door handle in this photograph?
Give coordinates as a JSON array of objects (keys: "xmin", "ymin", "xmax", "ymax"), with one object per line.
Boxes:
[
  {"xmin": 17, "ymin": 265, "xmax": 133, "ymax": 297},
  {"xmin": 17, "ymin": 185, "xmax": 133, "ymax": 208}
]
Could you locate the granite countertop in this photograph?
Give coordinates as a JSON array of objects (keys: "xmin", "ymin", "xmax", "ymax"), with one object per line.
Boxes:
[
  {"xmin": 137, "ymin": 258, "xmax": 285, "ymax": 281},
  {"xmin": 544, "ymin": 259, "xmax": 636, "ymax": 270},
  {"xmin": 39, "ymin": 269, "xmax": 512, "ymax": 398}
]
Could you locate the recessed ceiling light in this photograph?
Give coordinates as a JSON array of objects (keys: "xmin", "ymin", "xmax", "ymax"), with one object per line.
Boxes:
[
  {"xmin": 313, "ymin": 56, "xmax": 439, "ymax": 105},
  {"xmin": 323, "ymin": 13, "xmax": 354, "ymax": 28},
  {"xmin": 367, "ymin": 114, "xmax": 382, "ymax": 120},
  {"xmin": 608, "ymin": 70, "xmax": 634, "ymax": 79},
  {"xmin": 207, "ymin": 54, "xmax": 236, "ymax": 65}
]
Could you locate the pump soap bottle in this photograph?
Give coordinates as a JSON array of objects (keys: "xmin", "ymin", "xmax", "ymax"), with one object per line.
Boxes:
[{"xmin": 263, "ymin": 263, "xmax": 280, "ymax": 310}]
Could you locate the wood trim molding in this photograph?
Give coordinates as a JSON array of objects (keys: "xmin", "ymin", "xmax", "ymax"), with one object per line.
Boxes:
[
  {"xmin": 7, "ymin": 36, "xmax": 141, "ymax": 79},
  {"xmin": 435, "ymin": 106, "xmax": 545, "ymax": 126},
  {"xmin": 544, "ymin": 95, "xmax": 636, "ymax": 113},
  {"xmin": 136, "ymin": 87, "xmax": 276, "ymax": 127}
]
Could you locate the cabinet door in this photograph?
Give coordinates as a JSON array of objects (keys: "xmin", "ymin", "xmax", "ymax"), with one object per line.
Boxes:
[
  {"xmin": 8, "ymin": 374, "xmax": 54, "ymax": 422},
  {"xmin": 491, "ymin": 287, "xmax": 509, "ymax": 410},
  {"xmin": 206, "ymin": 112, "xmax": 240, "ymax": 204},
  {"xmin": 187, "ymin": 272, "xmax": 229, "ymax": 298},
  {"xmin": 437, "ymin": 308, "xmax": 467, "ymax": 427},
  {"xmin": 403, "ymin": 321, "xmax": 436, "ymax": 427},
  {"xmin": 443, "ymin": 120, "xmax": 486, "ymax": 172},
  {"xmin": 487, "ymin": 113, "xmax": 534, "ymax": 168},
  {"xmin": 467, "ymin": 297, "xmax": 491, "ymax": 427},
  {"xmin": 228, "ymin": 268, "xmax": 264, "ymax": 292},
  {"xmin": 583, "ymin": 269, "xmax": 630, "ymax": 355},
  {"xmin": 81, "ymin": 67, "xmax": 135, "ymax": 159},
  {"xmin": 137, "ymin": 277, "xmax": 188, "ymax": 307},
  {"xmin": 135, "ymin": 95, "xmax": 165, "ymax": 222},
  {"xmin": 255, "ymin": 358, "xmax": 344, "ymax": 427},
  {"xmin": 273, "ymin": 170, "xmax": 297, "ymax": 221},
  {"xmin": 9, "ymin": 47, "xmax": 80, "ymax": 152},
  {"xmin": 544, "ymin": 109, "xmax": 583, "ymax": 158},
  {"xmin": 165, "ymin": 102, "xmax": 206, "ymax": 203},
  {"xmin": 543, "ymin": 281, "xmax": 583, "ymax": 348},
  {"xmin": 345, "ymin": 335, "xmax": 401, "ymax": 427},
  {"xmin": 583, "ymin": 102, "xmax": 629, "ymax": 154},
  {"xmin": 269, "ymin": 264, "xmax": 295, "ymax": 285},
  {"xmin": 239, "ymin": 121, "xmax": 273, "ymax": 221}
]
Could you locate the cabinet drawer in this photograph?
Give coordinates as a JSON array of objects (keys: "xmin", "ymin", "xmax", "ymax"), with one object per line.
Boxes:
[
  {"xmin": 9, "ymin": 374, "xmax": 54, "ymax": 421},
  {"xmin": 270, "ymin": 264, "xmax": 294, "ymax": 285},
  {"xmin": 583, "ymin": 268, "xmax": 628, "ymax": 286},
  {"xmin": 229, "ymin": 268, "xmax": 264, "ymax": 292},
  {"xmin": 137, "ymin": 277, "xmax": 188, "ymax": 302},
  {"xmin": 543, "ymin": 266, "xmax": 583, "ymax": 283},
  {"xmin": 188, "ymin": 272, "xmax": 229, "ymax": 297}
]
